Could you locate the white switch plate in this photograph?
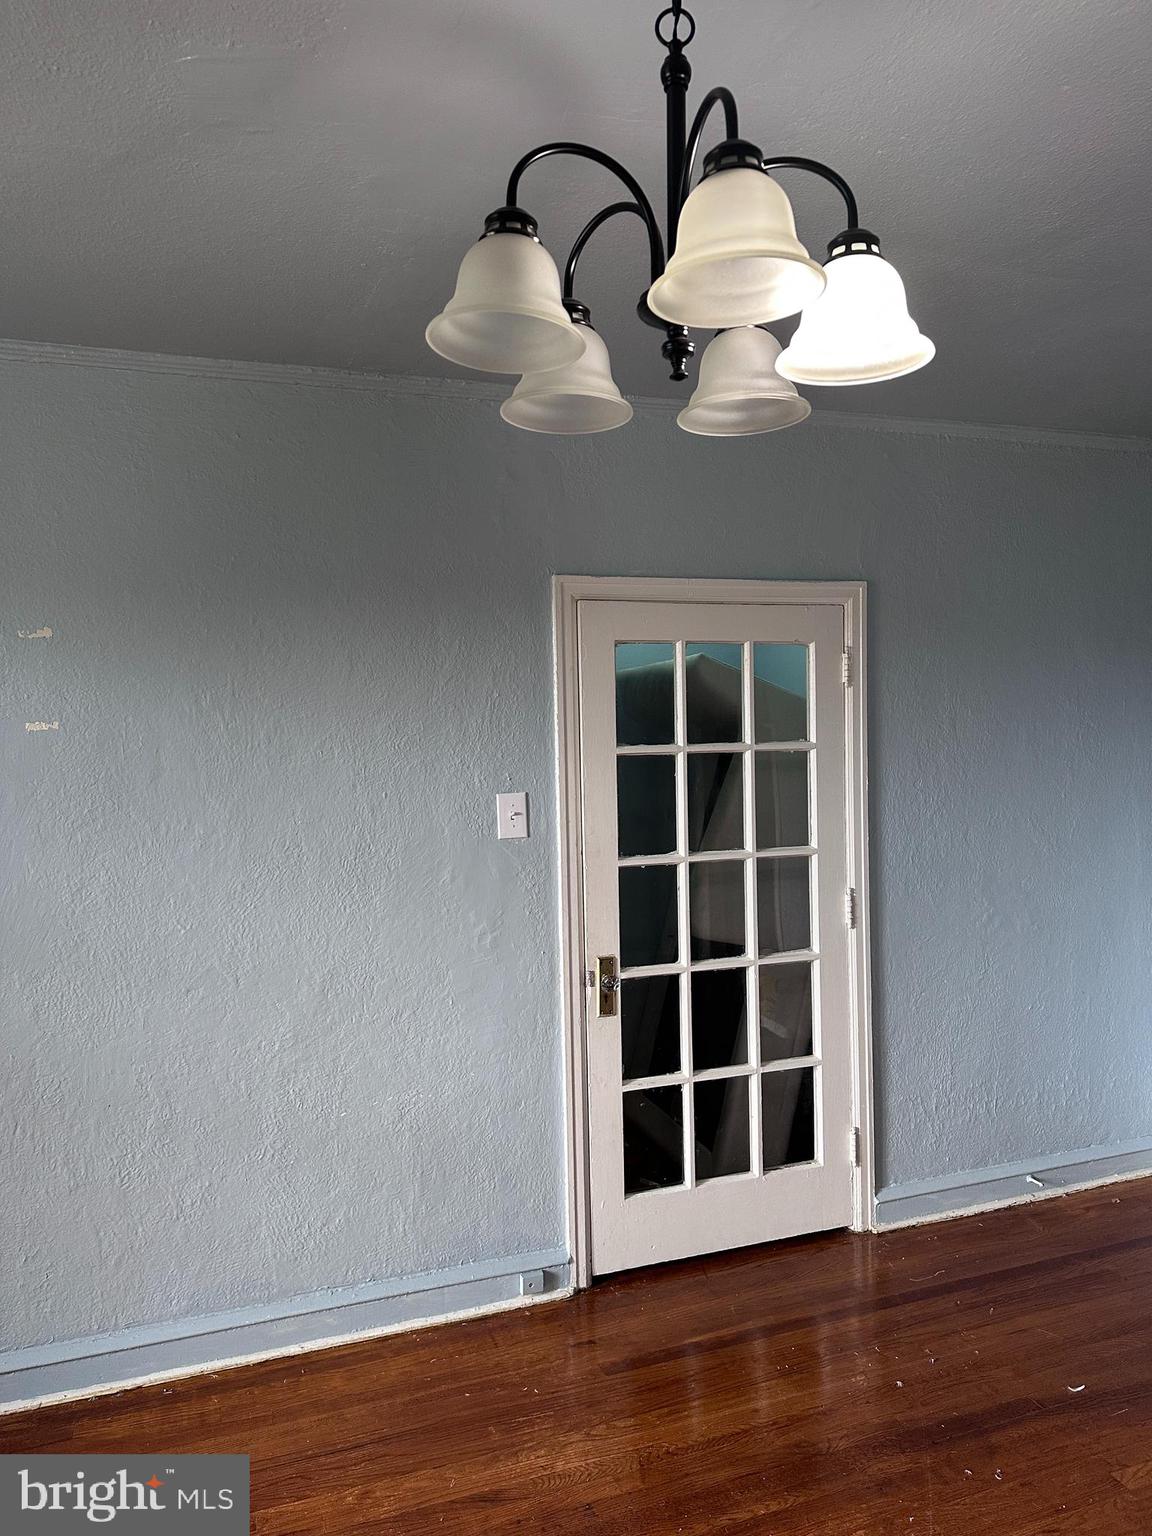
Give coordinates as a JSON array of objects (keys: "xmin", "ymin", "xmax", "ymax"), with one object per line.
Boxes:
[{"xmin": 496, "ymin": 791, "xmax": 529, "ymax": 840}]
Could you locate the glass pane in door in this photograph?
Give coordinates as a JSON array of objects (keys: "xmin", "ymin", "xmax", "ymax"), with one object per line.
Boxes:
[
  {"xmin": 623, "ymin": 1084, "xmax": 685, "ymax": 1195},
  {"xmin": 756, "ymin": 857, "xmax": 811, "ymax": 955},
  {"xmin": 758, "ymin": 963, "xmax": 813, "ymax": 1063},
  {"xmin": 694, "ymin": 1076, "xmax": 751, "ymax": 1181},
  {"xmin": 618, "ymin": 756, "xmax": 677, "ymax": 857},
  {"xmin": 754, "ymin": 751, "xmax": 809, "ymax": 849},
  {"xmin": 616, "ymin": 642, "xmax": 675, "ymax": 745},
  {"xmin": 689, "ymin": 860, "xmax": 746, "ymax": 960},
  {"xmin": 621, "ymin": 975, "xmax": 681, "ymax": 1081},
  {"xmin": 691, "ymin": 968, "xmax": 749, "ymax": 1070},
  {"xmin": 685, "ymin": 642, "xmax": 743, "ymax": 743},
  {"xmin": 687, "ymin": 753, "xmax": 744, "ymax": 852},
  {"xmin": 620, "ymin": 865, "xmax": 679, "ymax": 967},
  {"xmin": 761, "ymin": 1067, "xmax": 816, "ymax": 1169},
  {"xmin": 753, "ymin": 643, "xmax": 809, "ymax": 741}
]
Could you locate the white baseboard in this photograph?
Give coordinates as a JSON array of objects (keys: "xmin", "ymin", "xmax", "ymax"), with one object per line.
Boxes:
[
  {"xmin": 0, "ymin": 1249, "xmax": 571, "ymax": 1415},
  {"xmin": 875, "ymin": 1138, "xmax": 1152, "ymax": 1229},
  {"xmin": 10, "ymin": 1142, "xmax": 1149, "ymax": 1415}
]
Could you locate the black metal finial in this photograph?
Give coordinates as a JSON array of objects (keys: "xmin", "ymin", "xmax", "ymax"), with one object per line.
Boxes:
[{"xmin": 662, "ymin": 326, "xmax": 695, "ymax": 381}]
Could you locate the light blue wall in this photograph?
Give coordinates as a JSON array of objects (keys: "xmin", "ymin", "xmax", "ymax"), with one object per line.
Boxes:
[{"xmin": 1, "ymin": 355, "xmax": 1150, "ymax": 1367}]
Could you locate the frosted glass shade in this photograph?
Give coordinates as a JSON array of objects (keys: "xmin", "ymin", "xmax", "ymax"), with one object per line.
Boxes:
[
  {"xmin": 501, "ymin": 327, "xmax": 632, "ymax": 434},
  {"xmin": 677, "ymin": 327, "xmax": 811, "ymax": 436},
  {"xmin": 426, "ymin": 233, "xmax": 585, "ymax": 374},
  {"xmin": 648, "ymin": 169, "xmax": 826, "ymax": 328},
  {"xmin": 776, "ymin": 251, "xmax": 935, "ymax": 385}
]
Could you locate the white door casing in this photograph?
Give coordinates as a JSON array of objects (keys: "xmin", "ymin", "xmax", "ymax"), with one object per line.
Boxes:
[{"xmin": 553, "ymin": 578, "xmax": 873, "ymax": 1284}]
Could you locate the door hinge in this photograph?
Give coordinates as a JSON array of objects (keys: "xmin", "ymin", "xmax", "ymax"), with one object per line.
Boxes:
[
  {"xmin": 845, "ymin": 886, "xmax": 858, "ymax": 929},
  {"xmin": 842, "ymin": 648, "xmax": 852, "ymax": 688},
  {"xmin": 852, "ymin": 1127, "xmax": 862, "ymax": 1167}
]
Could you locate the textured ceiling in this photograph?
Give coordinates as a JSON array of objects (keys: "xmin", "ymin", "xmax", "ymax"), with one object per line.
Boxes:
[{"xmin": 2, "ymin": 0, "xmax": 1150, "ymax": 435}]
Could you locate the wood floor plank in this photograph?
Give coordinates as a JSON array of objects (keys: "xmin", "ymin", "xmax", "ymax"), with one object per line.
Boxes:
[{"xmin": 4, "ymin": 1182, "xmax": 1152, "ymax": 1532}]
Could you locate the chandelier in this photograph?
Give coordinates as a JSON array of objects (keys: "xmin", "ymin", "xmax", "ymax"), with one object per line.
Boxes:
[{"xmin": 426, "ymin": 2, "xmax": 933, "ymax": 437}]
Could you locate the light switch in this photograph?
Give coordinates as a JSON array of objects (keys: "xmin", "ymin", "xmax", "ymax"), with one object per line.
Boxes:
[{"xmin": 496, "ymin": 791, "xmax": 529, "ymax": 840}]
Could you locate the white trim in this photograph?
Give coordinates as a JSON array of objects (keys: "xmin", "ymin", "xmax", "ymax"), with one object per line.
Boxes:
[
  {"xmin": 843, "ymin": 585, "xmax": 877, "ymax": 1230},
  {"xmin": 875, "ymin": 1139, "xmax": 1152, "ymax": 1229},
  {"xmin": 553, "ymin": 581, "xmax": 594, "ymax": 1289},
  {"xmin": 0, "ymin": 339, "xmax": 1148, "ymax": 452},
  {"xmin": 0, "ymin": 1290, "xmax": 571, "ymax": 1419},
  {"xmin": 554, "ymin": 576, "xmax": 870, "ymax": 609},
  {"xmin": 552, "ymin": 576, "xmax": 875, "ymax": 1286},
  {"xmin": 0, "ymin": 1249, "xmax": 570, "ymax": 1415}
]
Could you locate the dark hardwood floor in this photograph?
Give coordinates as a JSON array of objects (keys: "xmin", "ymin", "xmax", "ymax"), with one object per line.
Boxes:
[{"xmin": 4, "ymin": 1181, "xmax": 1152, "ymax": 1533}]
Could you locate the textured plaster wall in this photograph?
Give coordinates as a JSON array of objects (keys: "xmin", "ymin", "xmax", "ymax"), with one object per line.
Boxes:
[{"xmin": 1, "ymin": 355, "xmax": 1150, "ymax": 1355}]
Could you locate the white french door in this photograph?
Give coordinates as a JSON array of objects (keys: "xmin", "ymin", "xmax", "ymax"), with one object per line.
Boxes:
[{"xmin": 577, "ymin": 598, "xmax": 857, "ymax": 1275}]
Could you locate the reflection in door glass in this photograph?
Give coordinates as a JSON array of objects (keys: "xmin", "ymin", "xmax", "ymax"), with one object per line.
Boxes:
[
  {"xmin": 756, "ymin": 857, "xmax": 811, "ymax": 955},
  {"xmin": 694, "ymin": 1076, "xmax": 751, "ymax": 1181},
  {"xmin": 689, "ymin": 860, "xmax": 746, "ymax": 961},
  {"xmin": 685, "ymin": 642, "xmax": 743, "ymax": 743},
  {"xmin": 758, "ymin": 963, "xmax": 814, "ymax": 1063},
  {"xmin": 623, "ymin": 1083, "xmax": 685, "ymax": 1195},
  {"xmin": 617, "ymin": 755, "xmax": 677, "ymax": 857},
  {"xmin": 753, "ymin": 644, "xmax": 809, "ymax": 741},
  {"xmin": 616, "ymin": 643, "xmax": 675, "ymax": 745},
  {"xmin": 687, "ymin": 752, "xmax": 744, "ymax": 852},
  {"xmin": 620, "ymin": 865, "xmax": 679, "ymax": 968},
  {"xmin": 762, "ymin": 1067, "xmax": 816, "ymax": 1169},
  {"xmin": 754, "ymin": 751, "xmax": 810, "ymax": 849},
  {"xmin": 691, "ymin": 968, "xmax": 749, "ymax": 1071},
  {"xmin": 621, "ymin": 975, "xmax": 681, "ymax": 1081}
]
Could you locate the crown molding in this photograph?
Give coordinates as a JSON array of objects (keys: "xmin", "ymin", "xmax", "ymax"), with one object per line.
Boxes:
[
  {"xmin": 0, "ymin": 337, "xmax": 1147, "ymax": 454},
  {"xmin": 0, "ymin": 337, "xmax": 510, "ymax": 399}
]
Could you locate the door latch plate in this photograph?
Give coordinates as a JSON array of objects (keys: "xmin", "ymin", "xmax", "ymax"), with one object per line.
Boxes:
[{"xmin": 595, "ymin": 955, "xmax": 620, "ymax": 1017}]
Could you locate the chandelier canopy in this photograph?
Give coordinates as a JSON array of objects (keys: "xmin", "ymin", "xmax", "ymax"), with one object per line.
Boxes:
[{"xmin": 427, "ymin": 2, "xmax": 933, "ymax": 437}]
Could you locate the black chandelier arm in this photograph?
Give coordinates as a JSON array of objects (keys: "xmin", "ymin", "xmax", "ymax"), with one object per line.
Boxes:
[
  {"xmin": 504, "ymin": 142, "xmax": 665, "ymax": 282},
  {"xmin": 563, "ymin": 202, "xmax": 647, "ymax": 299},
  {"xmin": 677, "ymin": 86, "xmax": 740, "ymax": 210},
  {"xmin": 760, "ymin": 155, "xmax": 860, "ymax": 232}
]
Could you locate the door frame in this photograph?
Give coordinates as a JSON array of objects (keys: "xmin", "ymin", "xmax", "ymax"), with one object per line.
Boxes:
[{"xmin": 553, "ymin": 575, "xmax": 875, "ymax": 1288}]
